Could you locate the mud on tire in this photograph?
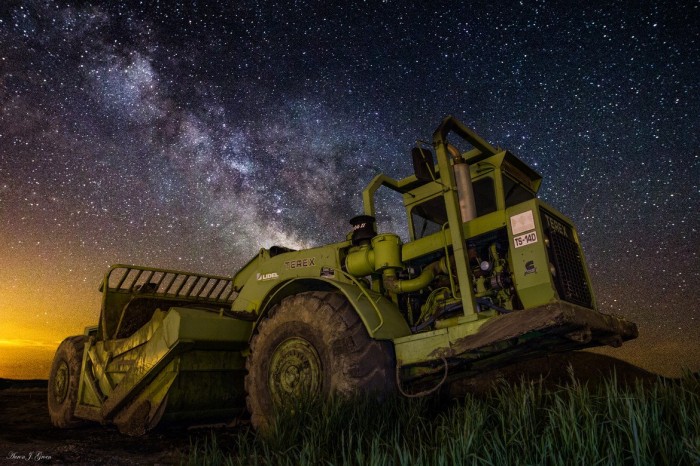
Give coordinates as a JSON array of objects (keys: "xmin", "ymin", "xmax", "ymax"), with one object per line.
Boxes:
[
  {"xmin": 244, "ymin": 291, "xmax": 395, "ymax": 431},
  {"xmin": 48, "ymin": 335, "xmax": 87, "ymax": 428}
]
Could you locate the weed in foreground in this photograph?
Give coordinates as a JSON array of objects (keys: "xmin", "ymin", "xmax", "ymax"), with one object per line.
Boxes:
[{"xmin": 184, "ymin": 373, "xmax": 700, "ymax": 466}]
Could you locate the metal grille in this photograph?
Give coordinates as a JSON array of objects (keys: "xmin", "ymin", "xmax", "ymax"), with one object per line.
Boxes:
[
  {"xmin": 105, "ymin": 265, "xmax": 235, "ymax": 304},
  {"xmin": 540, "ymin": 210, "xmax": 593, "ymax": 308}
]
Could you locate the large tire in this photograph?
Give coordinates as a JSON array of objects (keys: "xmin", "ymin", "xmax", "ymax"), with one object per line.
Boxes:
[
  {"xmin": 245, "ymin": 291, "xmax": 395, "ymax": 430},
  {"xmin": 48, "ymin": 335, "xmax": 87, "ymax": 428}
]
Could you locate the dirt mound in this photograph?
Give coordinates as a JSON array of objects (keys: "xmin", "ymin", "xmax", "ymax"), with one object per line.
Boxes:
[{"xmin": 448, "ymin": 350, "xmax": 663, "ymax": 397}]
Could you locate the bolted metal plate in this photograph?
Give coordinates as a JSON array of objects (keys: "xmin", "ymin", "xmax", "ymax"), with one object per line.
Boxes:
[
  {"xmin": 53, "ymin": 360, "xmax": 70, "ymax": 404},
  {"xmin": 268, "ymin": 337, "xmax": 322, "ymax": 407}
]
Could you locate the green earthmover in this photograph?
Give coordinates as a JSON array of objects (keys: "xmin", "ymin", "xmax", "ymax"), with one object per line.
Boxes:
[{"xmin": 48, "ymin": 116, "xmax": 638, "ymax": 434}]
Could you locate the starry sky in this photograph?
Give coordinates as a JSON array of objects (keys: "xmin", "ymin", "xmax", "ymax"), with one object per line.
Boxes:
[{"xmin": 0, "ymin": 0, "xmax": 698, "ymax": 379}]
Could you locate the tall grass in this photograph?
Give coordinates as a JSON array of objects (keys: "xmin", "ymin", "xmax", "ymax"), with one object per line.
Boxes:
[{"xmin": 185, "ymin": 372, "xmax": 700, "ymax": 465}]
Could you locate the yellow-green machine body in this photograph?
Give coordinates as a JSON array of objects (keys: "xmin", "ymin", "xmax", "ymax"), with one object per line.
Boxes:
[{"xmin": 52, "ymin": 117, "xmax": 637, "ymax": 433}]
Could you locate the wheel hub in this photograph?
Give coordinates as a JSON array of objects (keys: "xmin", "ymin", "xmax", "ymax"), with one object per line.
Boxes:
[
  {"xmin": 53, "ymin": 360, "xmax": 69, "ymax": 404},
  {"xmin": 268, "ymin": 337, "xmax": 322, "ymax": 407}
]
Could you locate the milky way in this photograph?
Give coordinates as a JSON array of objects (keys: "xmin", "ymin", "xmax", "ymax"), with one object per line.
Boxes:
[{"xmin": 0, "ymin": 1, "xmax": 698, "ymax": 377}]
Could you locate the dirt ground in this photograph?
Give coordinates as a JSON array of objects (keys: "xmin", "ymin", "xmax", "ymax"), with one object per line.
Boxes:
[
  {"xmin": 0, "ymin": 352, "xmax": 685, "ymax": 465},
  {"xmin": 0, "ymin": 386, "xmax": 245, "ymax": 465}
]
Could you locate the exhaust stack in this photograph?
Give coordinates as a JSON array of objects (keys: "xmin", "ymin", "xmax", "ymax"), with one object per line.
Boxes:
[{"xmin": 448, "ymin": 144, "xmax": 477, "ymax": 222}]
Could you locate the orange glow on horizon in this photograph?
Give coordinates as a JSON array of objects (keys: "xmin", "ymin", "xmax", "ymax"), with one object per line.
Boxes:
[
  {"xmin": 0, "ymin": 249, "xmax": 117, "ymax": 380},
  {"xmin": 0, "ymin": 338, "xmax": 61, "ymax": 348},
  {"xmin": 0, "ymin": 344, "xmax": 58, "ymax": 380},
  {"xmin": 0, "ymin": 262, "xmax": 99, "ymax": 380}
]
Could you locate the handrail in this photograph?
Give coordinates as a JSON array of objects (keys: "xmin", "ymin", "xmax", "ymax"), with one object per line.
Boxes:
[
  {"xmin": 337, "ymin": 269, "xmax": 385, "ymax": 334},
  {"xmin": 433, "ymin": 115, "xmax": 498, "ymax": 157}
]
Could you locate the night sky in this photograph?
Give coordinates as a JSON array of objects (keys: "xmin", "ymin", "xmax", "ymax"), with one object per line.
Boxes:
[{"xmin": 1, "ymin": 0, "xmax": 698, "ymax": 379}]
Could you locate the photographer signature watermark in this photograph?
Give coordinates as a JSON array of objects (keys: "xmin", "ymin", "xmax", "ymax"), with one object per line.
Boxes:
[{"xmin": 6, "ymin": 451, "xmax": 52, "ymax": 462}]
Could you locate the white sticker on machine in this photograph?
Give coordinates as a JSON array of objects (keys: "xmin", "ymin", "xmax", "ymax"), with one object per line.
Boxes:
[
  {"xmin": 514, "ymin": 231, "xmax": 538, "ymax": 249},
  {"xmin": 510, "ymin": 210, "xmax": 535, "ymax": 235}
]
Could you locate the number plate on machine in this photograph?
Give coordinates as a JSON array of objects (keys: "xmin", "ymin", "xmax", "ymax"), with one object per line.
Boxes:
[{"xmin": 513, "ymin": 231, "xmax": 538, "ymax": 248}]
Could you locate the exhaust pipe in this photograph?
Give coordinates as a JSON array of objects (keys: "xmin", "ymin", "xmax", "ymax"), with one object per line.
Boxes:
[{"xmin": 447, "ymin": 144, "xmax": 477, "ymax": 222}]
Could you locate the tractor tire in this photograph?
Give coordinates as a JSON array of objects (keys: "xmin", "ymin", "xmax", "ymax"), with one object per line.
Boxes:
[
  {"xmin": 48, "ymin": 335, "xmax": 87, "ymax": 428},
  {"xmin": 245, "ymin": 291, "xmax": 395, "ymax": 431}
]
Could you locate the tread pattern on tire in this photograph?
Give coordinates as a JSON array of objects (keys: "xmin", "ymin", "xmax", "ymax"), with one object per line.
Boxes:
[
  {"xmin": 48, "ymin": 335, "xmax": 87, "ymax": 428},
  {"xmin": 244, "ymin": 291, "xmax": 395, "ymax": 430}
]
